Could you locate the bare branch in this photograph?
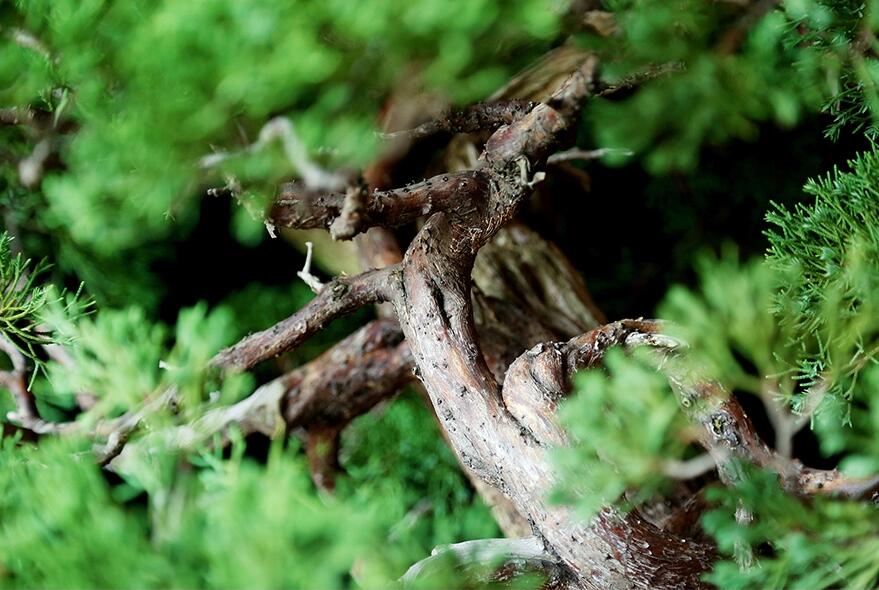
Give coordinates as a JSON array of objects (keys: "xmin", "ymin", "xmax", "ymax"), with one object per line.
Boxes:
[
  {"xmin": 0, "ymin": 334, "xmax": 38, "ymax": 425},
  {"xmin": 547, "ymin": 147, "xmax": 633, "ymax": 163},
  {"xmin": 661, "ymin": 453, "xmax": 720, "ymax": 480},
  {"xmin": 620, "ymin": 321, "xmax": 879, "ymax": 501},
  {"xmin": 211, "ymin": 265, "xmax": 398, "ymax": 371},
  {"xmin": 0, "ymin": 107, "xmax": 35, "ymax": 127}
]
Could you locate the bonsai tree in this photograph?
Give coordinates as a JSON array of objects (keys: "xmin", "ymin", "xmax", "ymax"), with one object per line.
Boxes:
[{"xmin": 2, "ymin": 0, "xmax": 879, "ymax": 588}]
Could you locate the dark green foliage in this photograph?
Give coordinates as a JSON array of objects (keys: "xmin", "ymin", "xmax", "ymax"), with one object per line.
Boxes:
[{"xmin": 582, "ymin": 0, "xmax": 876, "ymax": 171}]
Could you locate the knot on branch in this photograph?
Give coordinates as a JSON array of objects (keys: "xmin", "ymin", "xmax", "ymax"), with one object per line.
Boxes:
[{"xmin": 330, "ymin": 185, "xmax": 368, "ymax": 240}]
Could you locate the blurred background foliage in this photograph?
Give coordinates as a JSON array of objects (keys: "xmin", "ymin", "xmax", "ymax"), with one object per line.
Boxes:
[{"xmin": 2, "ymin": 0, "xmax": 879, "ymax": 587}]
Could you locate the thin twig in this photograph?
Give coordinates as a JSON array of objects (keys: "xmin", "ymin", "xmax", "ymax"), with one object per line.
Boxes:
[
  {"xmin": 200, "ymin": 117, "xmax": 350, "ymax": 192},
  {"xmin": 296, "ymin": 241, "xmax": 324, "ymax": 294},
  {"xmin": 548, "ymin": 147, "xmax": 634, "ymax": 163}
]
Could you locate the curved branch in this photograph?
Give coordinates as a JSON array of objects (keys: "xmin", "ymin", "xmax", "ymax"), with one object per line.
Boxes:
[
  {"xmin": 400, "ymin": 536, "xmax": 568, "ymax": 588},
  {"xmin": 616, "ymin": 320, "xmax": 879, "ymax": 501}
]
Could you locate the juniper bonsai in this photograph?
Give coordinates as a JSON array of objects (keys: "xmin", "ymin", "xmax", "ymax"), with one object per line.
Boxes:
[{"xmin": 2, "ymin": 1, "xmax": 879, "ymax": 588}]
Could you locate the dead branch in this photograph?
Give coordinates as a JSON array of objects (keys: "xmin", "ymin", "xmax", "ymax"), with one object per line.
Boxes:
[{"xmin": 0, "ymin": 107, "xmax": 35, "ymax": 127}]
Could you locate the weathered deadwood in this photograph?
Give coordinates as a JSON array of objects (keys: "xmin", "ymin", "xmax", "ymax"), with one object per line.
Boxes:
[
  {"xmin": 472, "ymin": 223, "xmax": 605, "ymax": 338},
  {"xmin": 400, "ymin": 536, "xmax": 572, "ymax": 589},
  {"xmin": 502, "ymin": 319, "xmax": 659, "ymax": 447}
]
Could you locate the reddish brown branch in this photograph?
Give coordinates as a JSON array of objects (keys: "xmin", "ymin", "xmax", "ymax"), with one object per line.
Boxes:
[{"xmin": 283, "ymin": 318, "xmax": 411, "ymax": 428}]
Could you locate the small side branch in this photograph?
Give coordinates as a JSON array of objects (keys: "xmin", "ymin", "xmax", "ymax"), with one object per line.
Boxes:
[
  {"xmin": 0, "ymin": 334, "xmax": 39, "ymax": 426},
  {"xmin": 113, "ymin": 319, "xmax": 412, "ymax": 490},
  {"xmin": 0, "ymin": 107, "xmax": 35, "ymax": 127},
  {"xmin": 296, "ymin": 241, "xmax": 324, "ymax": 293},
  {"xmin": 211, "ymin": 266, "xmax": 398, "ymax": 371},
  {"xmin": 620, "ymin": 322, "xmax": 879, "ymax": 500}
]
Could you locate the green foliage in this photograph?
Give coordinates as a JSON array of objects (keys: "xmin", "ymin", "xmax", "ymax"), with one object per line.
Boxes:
[
  {"xmin": 0, "ymin": 0, "xmax": 562, "ymax": 256},
  {"xmin": 0, "ymin": 395, "xmax": 509, "ymax": 589},
  {"xmin": 659, "ymin": 250, "xmax": 802, "ymax": 402},
  {"xmin": 582, "ymin": 0, "xmax": 869, "ymax": 171},
  {"xmin": 702, "ymin": 465, "xmax": 879, "ymax": 590},
  {"xmin": 44, "ymin": 307, "xmax": 165, "ymax": 415},
  {"xmin": 0, "ymin": 233, "xmax": 59, "ymax": 369},
  {"xmin": 767, "ymin": 146, "xmax": 879, "ymax": 405},
  {"xmin": 340, "ymin": 391, "xmax": 500, "ymax": 574},
  {"xmin": 0, "ymin": 435, "xmax": 400, "ymax": 589},
  {"xmin": 41, "ymin": 302, "xmax": 250, "ymax": 423},
  {"xmin": 0, "ymin": 436, "xmax": 168, "ymax": 589},
  {"xmin": 174, "ymin": 441, "xmax": 386, "ymax": 590},
  {"xmin": 812, "ymin": 365, "xmax": 879, "ymax": 474},
  {"xmin": 554, "ymin": 349, "xmax": 691, "ymax": 518}
]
